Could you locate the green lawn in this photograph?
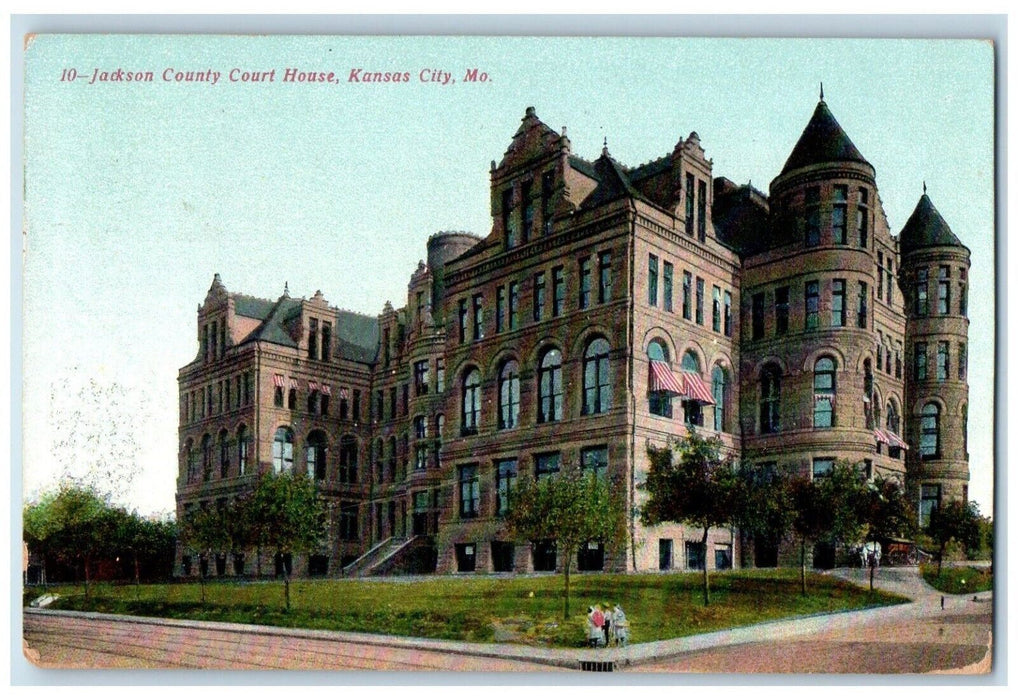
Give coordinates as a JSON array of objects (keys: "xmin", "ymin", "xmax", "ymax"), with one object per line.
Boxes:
[
  {"xmin": 920, "ymin": 564, "xmax": 993, "ymax": 595},
  {"xmin": 26, "ymin": 569, "xmax": 907, "ymax": 648}
]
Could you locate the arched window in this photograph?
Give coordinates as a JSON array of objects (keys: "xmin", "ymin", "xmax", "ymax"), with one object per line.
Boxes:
[
  {"xmin": 307, "ymin": 390, "xmax": 319, "ymax": 414},
  {"xmin": 759, "ymin": 364, "xmax": 781, "ymax": 434},
  {"xmin": 462, "ymin": 368, "xmax": 481, "ymax": 435},
  {"xmin": 583, "ymin": 338, "xmax": 612, "ymax": 415},
  {"xmin": 920, "ymin": 403, "xmax": 940, "ymax": 458},
  {"xmin": 237, "ymin": 425, "xmax": 249, "ymax": 475},
  {"xmin": 499, "ymin": 360, "xmax": 520, "ymax": 429},
  {"xmin": 647, "ymin": 340, "xmax": 672, "ymax": 418},
  {"xmin": 962, "ymin": 404, "xmax": 968, "ymax": 454},
  {"xmin": 339, "ymin": 435, "xmax": 358, "ymax": 483},
  {"xmin": 218, "ymin": 429, "xmax": 230, "ymax": 478},
  {"xmin": 681, "ymin": 351, "xmax": 703, "ymax": 427},
  {"xmin": 388, "ymin": 435, "xmax": 397, "ymax": 482},
  {"xmin": 813, "ymin": 357, "xmax": 836, "ymax": 428},
  {"xmin": 306, "ymin": 430, "xmax": 327, "ymax": 480},
  {"xmin": 201, "ymin": 434, "xmax": 213, "ymax": 481},
  {"xmin": 287, "ymin": 387, "xmax": 297, "ymax": 410},
  {"xmin": 272, "ymin": 426, "xmax": 294, "ymax": 473},
  {"xmin": 886, "ymin": 401, "xmax": 900, "ymax": 434},
  {"xmin": 538, "ymin": 348, "xmax": 563, "ymax": 423},
  {"xmin": 711, "ymin": 365, "xmax": 727, "ymax": 432},
  {"xmin": 374, "ymin": 437, "xmax": 384, "ymax": 483},
  {"xmin": 185, "ymin": 438, "xmax": 196, "ymax": 482},
  {"xmin": 274, "ymin": 386, "xmax": 284, "ymax": 407}
]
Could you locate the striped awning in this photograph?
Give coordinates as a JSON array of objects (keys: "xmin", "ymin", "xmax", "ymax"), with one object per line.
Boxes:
[
  {"xmin": 308, "ymin": 380, "xmax": 319, "ymax": 392},
  {"xmin": 649, "ymin": 360, "xmax": 684, "ymax": 395},
  {"xmin": 272, "ymin": 374, "xmax": 286, "ymax": 388},
  {"xmin": 339, "ymin": 386, "xmax": 349, "ymax": 400},
  {"xmin": 814, "ymin": 392, "xmax": 836, "ymax": 406},
  {"xmin": 682, "ymin": 372, "xmax": 716, "ymax": 405},
  {"xmin": 289, "ymin": 377, "xmax": 299, "ymax": 389},
  {"xmin": 321, "ymin": 383, "xmax": 332, "ymax": 396},
  {"xmin": 874, "ymin": 428, "xmax": 889, "ymax": 444},
  {"xmin": 886, "ymin": 431, "xmax": 909, "ymax": 450}
]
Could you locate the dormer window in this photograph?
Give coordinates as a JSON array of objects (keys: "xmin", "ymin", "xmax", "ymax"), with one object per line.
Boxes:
[
  {"xmin": 308, "ymin": 318, "xmax": 319, "ymax": 360},
  {"xmin": 502, "ymin": 188, "xmax": 516, "ymax": 249},
  {"xmin": 541, "ymin": 170, "xmax": 554, "ymax": 235},
  {"xmin": 521, "ymin": 180, "xmax": 533, "ymax": 244},
  {"xmin": 685, "ymin": 173, "xmax": 695, "ymax": 236},
  {"xmin": 697, "ymin": 179, "xmax": 707, "ymax": 242}
]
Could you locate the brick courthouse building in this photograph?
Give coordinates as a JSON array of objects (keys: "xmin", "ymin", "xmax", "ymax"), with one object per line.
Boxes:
[{"xmin": 175, "ymin": 96, "xmax": 971, "ymax": 577}]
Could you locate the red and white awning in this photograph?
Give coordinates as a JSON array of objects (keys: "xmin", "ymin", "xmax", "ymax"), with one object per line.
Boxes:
[
  {"xmin": 308, "ymin": 380, "xmax": 319, "ymax": 392},
  {"xmin": 272, "ymin": 374, "xmax": 286, "ymax": 388},
  {"xmin": 682, "ymin": 372, "xmax": 716, "ymax": 405},
  {"xmin": 339, "ymin": 386, "xmax": 349, "ymax": 400},
  {"xmin": 813, "ymin": 393, "xmax": 836, "ymax": 406},
  {"xmin": 886, "ymin": 431, "xmax": 909, "ymax": 450},
  {"xmin": 321, "ymin": 384, "xmax": 332, "ymax": 396},
  {"xmin": 649, "ymin": 360, "xmax": 684, "ymax": 395},
  {"xmin": 289, "ymin": 377, "xmax": 299, "ymax": 389},
  {"xmin": 874, "ymin": 428, "xmax": 889, "ymax": 444}
]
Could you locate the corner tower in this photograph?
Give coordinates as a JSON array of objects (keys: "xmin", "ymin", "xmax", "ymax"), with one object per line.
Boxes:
[{"xmin": 897, "ymin": 191, "xmax": 971, "ymax": 520}]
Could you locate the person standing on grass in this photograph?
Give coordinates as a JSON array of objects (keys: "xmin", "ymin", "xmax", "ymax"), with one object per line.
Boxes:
[{"xmin": 601, "ymin": 604, "xmax": 612, "ymax": 647}]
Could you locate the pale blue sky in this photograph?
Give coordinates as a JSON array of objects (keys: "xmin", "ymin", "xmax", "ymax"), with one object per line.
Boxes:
[{"xmin": 22, "ymin": 36, "xmax": 995, "ymax": 516}]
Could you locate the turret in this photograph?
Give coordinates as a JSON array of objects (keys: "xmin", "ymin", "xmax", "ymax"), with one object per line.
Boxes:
[{"xmin": 897, "ymin": 190, "xmax": 971, "ymax": 520}]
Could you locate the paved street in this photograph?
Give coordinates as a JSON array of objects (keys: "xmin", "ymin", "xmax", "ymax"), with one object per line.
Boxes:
[{"xmin": 22, "ymin": 567, "xmax": 993, "ymax": 675}]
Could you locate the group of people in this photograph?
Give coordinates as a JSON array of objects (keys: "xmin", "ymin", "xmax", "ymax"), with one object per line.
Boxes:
[{"xmin": 586, "ymin": 603, "xmax": 628, "ymax": 647}]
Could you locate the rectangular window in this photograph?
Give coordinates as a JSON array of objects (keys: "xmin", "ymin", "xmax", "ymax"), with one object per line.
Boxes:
[
  {"xmin": 414, "ymin": 360, "xmax": 429, "ymax": 395},
  {"xmin": 508, "ymin": 281, "xmax": 519, "ymax": 330},
  {"xmin": 383, "ymin": 327, "xmax": 391, "ymax": 367},
  {"xmin": 685, "ymin": 172, "xmax": 695, "ymax": 235},
  {"xmin": 920, "ymin": 484, "xmax": 941, "ymax": 528},
  {"xmin": 812, "ymin": 457, "xmax": 835, "ymax": 480},
  {"xmin": 495, "ymin": 285, "xmax": 505, "ymax": 333},
  {"xmin": 877, "ymin": 252, "xmax": 884, "ymax": 299},
  {"xmin": 685, "ymin": 541, "xmax": 705, "ymax": 571},
  {"xmin": 322, "ymin": 321, "xmax": 332, "ymax": 361},
  {"xmin": 210, "ymin": 320, "xmax": 218, "ymax": 360},
  {"xmin": 598, "ymin": 251, "xmax": 612, "ymax": 303},
  {"xmin": 805, "ymin": 281, "xmax": 820, "ymax": 330},
  {"xmin": 521, "ymin": 180, "xmax": 533, "ymax": 244},
  {"xmin": 724, "ymin": 291, "xmax": 733, "ymax": 337},
  {"xmin": 775, "ymin": 286, "xmax": 790, "ymax": 335},
  {"xmin": 458, "ymin": 465, "xmax": 479, "ymax": 518},
  {"xmin": 886, "ymin": 261, "xmax": 893, "ymax": 305},
  {"xmin": 682, "ymin": 271, "xmax": 692, "ymax": 320},
  {"xmin": 352, "ymin": 389, "xmax": 361, "ymax": 420},
  {"xmin": 552, "ymin": 266, "xmax": 565, "ymax": 317},
  {"xmin": 696, "ymin": 277, "xmax": 704, "ymax": 325},
  {"xmin": 832, "ymin": 279, "xmax": 846, "ymax": 327},
  {"xmin": 937, "ymin": 341, "xmax": 949, "ymax": 381},
  {"xmin": 648, "ymin": 254, "xmax": 658, "ymax": 307},
  {"xmin": 916, "ymin": 268, "xmax": 928, "ymax": 316},
  {"xmin": 495, "ymin": 458, "xmax": 518, "ymax": 516},
  {"xmin": 916, "ymin": 342, "xmax": 928, "ymax": 381},
  {"xmin": 958, "ymin": 342, "xmax": 967, "ymax": 380},
  {"xmin": 697, "ymin": 180, "xmax": 708, "ymax": 241},
  {"xmin": 712, "ymin": 286, "xmax": 722, "ymax": 332},
  {"xmin": 308, "ymin": 318, "xmax": 318, "ymax": 360},
  {"xmin": 805, "ymin": 186, "xmax": 821, "ymax": 246},
  {"xmin": 535, "ymin": 452, "xmax": 561, "ymax": 481},
  {"xmin": 436, "ymin": 359, "xmax": 445, "ymax": 393},
  {"xmin": 375, "ymin": 389, "xmax": 384, "ymax": 421},
  {"xmin": 858, "ymin": 281, "xmax": 868, "ymax": 328},
  {"xmin": 832, "ymin": 185, "xmax": 848, "ymax": 244},
  {"xmin": 458, "ymin": 299, "xmax": 468, "ymax": 343},
  {"xmin": 857, "ymin": 187, "xmax": 869, "ymax": 248},
  {"xmin": 663, "ymin": 262, "xmax": 673, "ymax": 312},
  {"xmin": 581, "ymin": 446, "xmax": 608, "ymax": 481},
  {"xmin": 751, "ymin": 292, "xmax": 765, "ymax": 340},
  {"xmin": 541, "ymin": 170, "xmax": 554, "ymax": 235},
  {"xmin": 340, "ymin": 503, "xmax": 358, "ymax": 541},
  {"xmin": 389, "ymin": 386, "xmax": 397, "ymax": 421},
  {"xmin": 938, "ymin": 266, "xmax": 951, "ymax": 315},
  {"xmin": 502, "ymin": 188, "xmax": 515, "ymax": 249},
  {"xmin": 472, "ymin": 294, "xmax": 484, "ymax": 340},
  {"xmin": 533, "ymin": 272, "xmax": 546, "ymax": 322},
  {"xmin": 579, "ymin": 256, "xmax": 592, "ymax": 309},
  {"xmin": 895, "ymin": 349, "xmax": 902, "ymax": 379},
  {"xmin": 960, "ymin": 281, "xmax": 968, "ymax": 317}
]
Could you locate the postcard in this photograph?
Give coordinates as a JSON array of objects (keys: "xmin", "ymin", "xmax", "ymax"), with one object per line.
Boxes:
[{"xmin": 17, "ymin": 26, "xmax": 997, "ymax": 679}]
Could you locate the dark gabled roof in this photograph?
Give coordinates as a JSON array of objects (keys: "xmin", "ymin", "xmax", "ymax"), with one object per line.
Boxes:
[
  {"xmin": 712, "ymin": 184, "xmax": 771, "ymax": 256},
  {"xmin": 334, "ymin": 310, "xmax": 380, "ymax": 364},
  {"xmin": 233, "ymin": 294, "xmax": 277, "ymax": 320},
  {"xmin": 580, "ymin": 151, "xmax": 643, "ymax": 209},
  {"xmin": 244, "ymin": 296, "xmax": 302, "ymax": 347},
  {"xmin": 899, "ymin": 194, "xmax": 967, "ymax": 254},
  {"xmin": 780, "ymin": 101, "xmax": 871, "ymax": 175},
  {"xmin": 627, "ymin": 155, "xmax": 670, "ymax": 183},
  {"xmin": 568, "ymin": 154, "xmax": 599, "ymax": 180}
]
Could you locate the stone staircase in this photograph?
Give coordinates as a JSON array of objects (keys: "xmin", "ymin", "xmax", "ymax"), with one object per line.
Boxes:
[{"xmin": 342, "ymin": 536, "xmax": 419, "ymax": 577}]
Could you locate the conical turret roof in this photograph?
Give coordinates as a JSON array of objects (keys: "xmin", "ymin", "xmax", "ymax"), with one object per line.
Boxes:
[
  {"xmin": 780, "ymin": 100, "xmax": 871, "ymax": 175},
  {"xmin": 899, "ymin": 193, "xmax": 967, "ymax": 255}
]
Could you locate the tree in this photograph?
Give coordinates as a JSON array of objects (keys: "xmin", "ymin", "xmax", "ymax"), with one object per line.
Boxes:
[
  {"xmin": 505, "ymin": 469, "xmax": 627, "ymax": 619},
  {"xmin": 179, "ymin": 505, "xmax": 229, "ymax": 605},
  {"xmin": 925, "ymin": 499, "xmax": 982, "ymax": 576},
  {"xmin": 640, "ymin": 431, "xmax": 743, "ymax": 606},
  {"xmin": 788, "ymin": 462, "xmax": 868, "ymax": 596},
  {"xmin": 23, "ymin": 484, "xmax": 117, "ymax": 597},
  {"xmin": 245, "ymin": 472, "xmax": 326, "ymax": 611},
  {"xmin": 858, "ymin": 477, "xmax": 915, "ymax": 591},
  {"xmin": 735, "ymin": 462, "xmax": 796, "ymax": 567}
]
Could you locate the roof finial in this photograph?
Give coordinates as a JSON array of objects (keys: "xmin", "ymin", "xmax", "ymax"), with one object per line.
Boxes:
[
  {"xmin": 923, "ymin": 180, "xmax": 927, "ymax": 195},
  {"xmin": 283, "ymin": 281, "xmax": 290, "ymax": 298},
  {"xmin": 819, "ymin": 82, "xmax": 824, "ymax": 101},
  {"xmin": 602, "ymin": 136, "xmax": 609, "ymax": 157}
]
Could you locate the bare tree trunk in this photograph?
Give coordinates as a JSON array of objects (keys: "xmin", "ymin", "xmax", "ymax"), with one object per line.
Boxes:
[
  {"xmin": 800, "ymin": 539, "xmax": 807, "ymax": 596},
  {"xmin": 284, "ymin": 573, "xmax": 291, "ymax": 611},
  {"xmin": 701, "ymin": 526, "xmax": 710, "ymax": 606},
  {"xmin": 869, "ymin": 559, "xmax": 876, "ymax": 592},
  {"xmin": 84, "ymin": 556, "xmax": 91, "ymax": 599},
  {"xmin": 134, "ymin": 553, "xmax": 141, "ymax": 599},
  {"xmin": 563, "ymin": 557, "xmax": 571, "ymax": 620}
]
